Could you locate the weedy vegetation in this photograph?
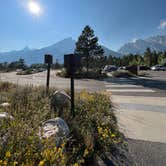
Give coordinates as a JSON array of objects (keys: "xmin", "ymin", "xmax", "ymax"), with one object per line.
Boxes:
[{"xmin": 0, "ymin": 82, "xmax": 128, "ymax": 166}]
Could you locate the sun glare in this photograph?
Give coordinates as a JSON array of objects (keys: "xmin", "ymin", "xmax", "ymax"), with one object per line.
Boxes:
[{"xmin": 28, "ymin": 1, "xmax": 41, "ymax": 16}]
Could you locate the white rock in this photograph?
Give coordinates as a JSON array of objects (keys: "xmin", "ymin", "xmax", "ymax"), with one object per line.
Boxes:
[
  {"xmin": 40, "ymin": 117, "xmax": 69, "ymax": 139},
  {"xmin": 0, "ymin": 102, "xmax": 11, "ymax": 108},
  {"xmin": 0, "ymin": 112, "xmax": 13, "ymax": 120}
]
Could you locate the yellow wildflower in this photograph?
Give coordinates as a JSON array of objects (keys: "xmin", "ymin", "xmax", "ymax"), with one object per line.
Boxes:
[
  {"xmin": 102, "ymin": 133, "xmax": 106, "ymax": 138},
  {"xmin": 0, "ymin": 160, "xmax": 3, "ymax": 165},
  {"xmin": 111, "ymin": 134, "xmax": 116, "ymax": 138},
  {"xmin": 97, "ymin": 126, "xmax": 103, "ymax": 134},
  {"xmin": 3, "ymin": 160, "xmax": 7, "ymax": 166},
  {"xmin": 73, "ymin": 163, "xmax": 79, "ymax": 166},
  {"xmin": 5, "ymin": 151, "xmax": 11, "ymax": 158},
  {"xmin": 83, "ymin": 148, "xmax": 89, "ymax": 157},
  {"xmin": 61, "ymin": 142, "xmax": 66, "ymax": 148},
  {"xmin": 54, "ymin": 147, "xmax": 57, "ymax": 152},
  {"xmin": 14, "ymin": 161, "xmax": 18, "ymax": 166},
  {"xmin": 38, "ymin": 160, "xmax": 45, "ymax": 166}
]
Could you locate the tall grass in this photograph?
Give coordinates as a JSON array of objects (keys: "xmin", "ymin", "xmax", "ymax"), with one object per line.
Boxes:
[{"xmin": 0, "ymin": 82, "xmax": 124, "ymax": 166}]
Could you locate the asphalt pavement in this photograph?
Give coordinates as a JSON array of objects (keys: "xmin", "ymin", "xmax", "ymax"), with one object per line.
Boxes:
[
  {"xmin": 104, "ymin": 71, "xmax": 166, "ymax": 166},
  {"xmin": 104, "ymin": 76, "xmax": 166, "ymax": 140}
]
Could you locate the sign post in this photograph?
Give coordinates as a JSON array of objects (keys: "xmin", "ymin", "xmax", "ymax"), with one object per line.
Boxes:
[
  {"xmin": 70, "ymin": 73, "xmax": 75, "ymax": 117},
  {"xmin": 44, "ymin": 54, "xmax": 53, "ymax": 95},
  {"xmin": 64, "ymin": 54, "xmax": 81, "ymax": 117}
]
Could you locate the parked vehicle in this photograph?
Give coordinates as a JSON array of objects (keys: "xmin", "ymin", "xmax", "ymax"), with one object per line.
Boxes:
[
  {"xmin": 151, "ymin": 65, "xmax": 166, "ymax": 71},
  {"xmin": 160, "ymin": 66, "xmax": 166, "ymax": 71},
  {"xmin": 102, "ymin": 65, "xmax": 118, "ymax": 73},
  {"xmin": 118, "ymin": 66, "xmax": 126, "ymax": 70}
]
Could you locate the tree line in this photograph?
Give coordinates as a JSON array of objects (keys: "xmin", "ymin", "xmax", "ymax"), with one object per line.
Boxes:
[
  {"xmin": 0, "ymin": 59, "xmax": 27, "ymax": 71},
  {"xmin": 107, "ymin": 48, "xmax": 166, "ymax": 67},
  {"xmin": 75, "ymin": 25, "xmax": 166, "ymax": 76}
]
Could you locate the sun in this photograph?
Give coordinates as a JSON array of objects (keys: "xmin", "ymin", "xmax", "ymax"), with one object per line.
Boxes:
[{"xmin": 28, "ymin": 1, "xmax": 41, "ymax": 16}]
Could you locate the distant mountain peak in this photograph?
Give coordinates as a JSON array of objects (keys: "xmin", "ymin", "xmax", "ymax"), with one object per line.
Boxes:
[
  {"xmin": 54, "ymin": 37, "xmax": 74, "ymax": 44},
  {"xmin": 62, "ymin": 37, "xmax": 74, "ymax": 41},
  {"xmin": 23, "ymin": 46, "xmax": 30, "ymax": 51},
  {"xmin": 118, "ymin": 34, "xmax": 166, "ymax": 55},
  {"xmin": 0, "ymin": 38, "xmax": 121, "ymax": 64}
]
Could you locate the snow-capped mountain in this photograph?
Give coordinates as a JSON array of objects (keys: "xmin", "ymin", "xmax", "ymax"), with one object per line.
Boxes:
[
  {"xmin": 118, "ymin": 35, "xmax": 166, "ymax": 55},
  {"xmin": 0, "ymin": 38, "xmax": 121, "ymax": 64}
]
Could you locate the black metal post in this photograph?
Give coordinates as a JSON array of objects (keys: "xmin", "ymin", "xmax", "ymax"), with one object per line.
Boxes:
[
  {"xmin": 71, "ymin": 75, "xmax": 75, "ymax": 117},
  {"xmin": 46, "ymin": 63, "xmax": 51, "ymax": 95}
]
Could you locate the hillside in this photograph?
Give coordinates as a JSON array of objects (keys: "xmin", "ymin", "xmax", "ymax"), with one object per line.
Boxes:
[
  {"xmin": 0, "ymin": 38, "xmax": 121, "ymax": 64},
  {"xmin": 119, "ymin": 35, "xmax": 166, "ymax": 55}
]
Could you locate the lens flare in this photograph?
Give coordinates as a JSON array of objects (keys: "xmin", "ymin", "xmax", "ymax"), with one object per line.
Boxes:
[{"xmin": 28, "ymin": 1, "xmax": 41, "ymax": 15}]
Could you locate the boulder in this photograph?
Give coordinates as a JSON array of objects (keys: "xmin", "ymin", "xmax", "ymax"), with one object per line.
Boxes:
[
  {"xmin": 50, "ymin": 90, "xmax": 71, "ymax": 116},
  {"xmin": 40, "ymin": 118, "xmax": 69, "ymax": 143},
  {"xmin": 0, "ymin": 102, "xmax": 11, "ymax": 108}
]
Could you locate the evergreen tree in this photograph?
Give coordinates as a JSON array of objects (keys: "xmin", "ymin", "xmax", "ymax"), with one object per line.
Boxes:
[
  {"xmin": 151, "ymin": 51, "xmax": 158, "ymax": 66},
  {"xmin": 158, "ymin": 52, "xmax": 166, "ymax": 65},
  {"xmin": 107, "ymin": 55, "xmax": 114, "ymax": 65},
  {"xmin": 131, "ymin": 54, "xmax": 143, "ymax": 66},
  {"xmin": 144, "ymin": 48, "xmax": 152, "ymax": 67},
  {"xmin": 18, "ymin": 58, "xmax": 27, "ymax": 69},
  {"xmin": 75, "ymin": 25, "xmax": 104, "ymax": 73}
]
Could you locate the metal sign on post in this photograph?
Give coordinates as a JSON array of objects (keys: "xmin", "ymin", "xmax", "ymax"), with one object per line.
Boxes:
[
  {"xmin": 64, "ymin": 54, "xmax": 81, "ymax": 117},
  {"xmin": 44, "ymin": 54, "xmax": 53, "ymax": 94}
]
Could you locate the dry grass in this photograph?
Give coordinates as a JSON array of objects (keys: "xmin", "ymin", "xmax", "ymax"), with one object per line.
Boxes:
[{"xmin": 0, "ymin": 82, "xmax": 125, "ymax": 166}]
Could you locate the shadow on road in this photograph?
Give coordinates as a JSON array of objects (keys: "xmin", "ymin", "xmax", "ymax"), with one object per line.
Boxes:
[{"xmin": 104, "ymin": 77, "xmax": 166, "ymax": 91}]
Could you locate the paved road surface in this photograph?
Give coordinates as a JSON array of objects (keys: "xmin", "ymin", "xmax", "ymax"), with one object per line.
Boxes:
[
  {"xmin": 104, "ymin": 76, "xmax": 166, "ymax": 143},
  {"xmin": 104, "ymin": 73, "xmax": 166, "ymax": 166}
]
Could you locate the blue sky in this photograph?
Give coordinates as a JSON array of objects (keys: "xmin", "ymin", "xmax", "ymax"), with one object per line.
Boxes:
[{"xmin": 0, "ymin": 0, "xmax": 166, "ymax": 52}]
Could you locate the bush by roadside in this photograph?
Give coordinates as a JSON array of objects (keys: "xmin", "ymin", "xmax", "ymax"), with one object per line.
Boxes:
[
  {"xmin": 57, "ymin": 69, "xmax": 107, "ymax": 79},
  {"xmin": 16, "ymin": 68, "xmax": 46, "ymax": 75},
  {"xmin": 0, "ymin": 82, "xmax": 133, "ymax": 165},
  {"xmin": 16, "ymin": 69, "xmax": 34, "ymax": 75}
]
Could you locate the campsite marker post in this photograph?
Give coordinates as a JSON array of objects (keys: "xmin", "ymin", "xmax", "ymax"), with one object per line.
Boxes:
[
  {"xmin": 44, "ymin": 54, "xmax": 53, "ymax": 95},
  {"xmin": 64, "ymin": 54, "xmax": 81, "ymax": 117}
]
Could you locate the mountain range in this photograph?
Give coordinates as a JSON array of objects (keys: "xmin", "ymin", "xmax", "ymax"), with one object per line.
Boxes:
[
  {"xmin": 0, "ymin": 38, "xmax": 121, "ymax": 65},
  {"xmin": 0, "ymin": 35, "xmax": 166, "ymax": 64},
  {"xmin": 119, "ymin": 35, "xmax": 166, "ymax": 55}
]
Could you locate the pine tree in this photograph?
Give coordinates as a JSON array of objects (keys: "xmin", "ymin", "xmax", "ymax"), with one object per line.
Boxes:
[
  {"xmin": 144, "ymin": 48, "xmax": 152, "ymax": 67},
  {"xmin": 151, "ymin": 51, "xmax": 158, "ymax": 66},
  {"xmin": 75, "ymin": 25, "xmax": 104, "ymax": 73}
]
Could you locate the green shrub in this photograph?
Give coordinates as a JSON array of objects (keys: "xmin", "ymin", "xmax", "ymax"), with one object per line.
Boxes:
[
  {"xmin": 56, "ymin": 69, "xmax": 67, "ymax": 78},
  {"xmin": 16, "ymin": 69, "xmax": 34, "ymax": 75},
  {"xmin": 57, "ymin": 69, "xmax": 107, "ymax": 79},
  {"xmin": 0, "ymin": 84, "xmax": 125, "ymax": 165}
]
